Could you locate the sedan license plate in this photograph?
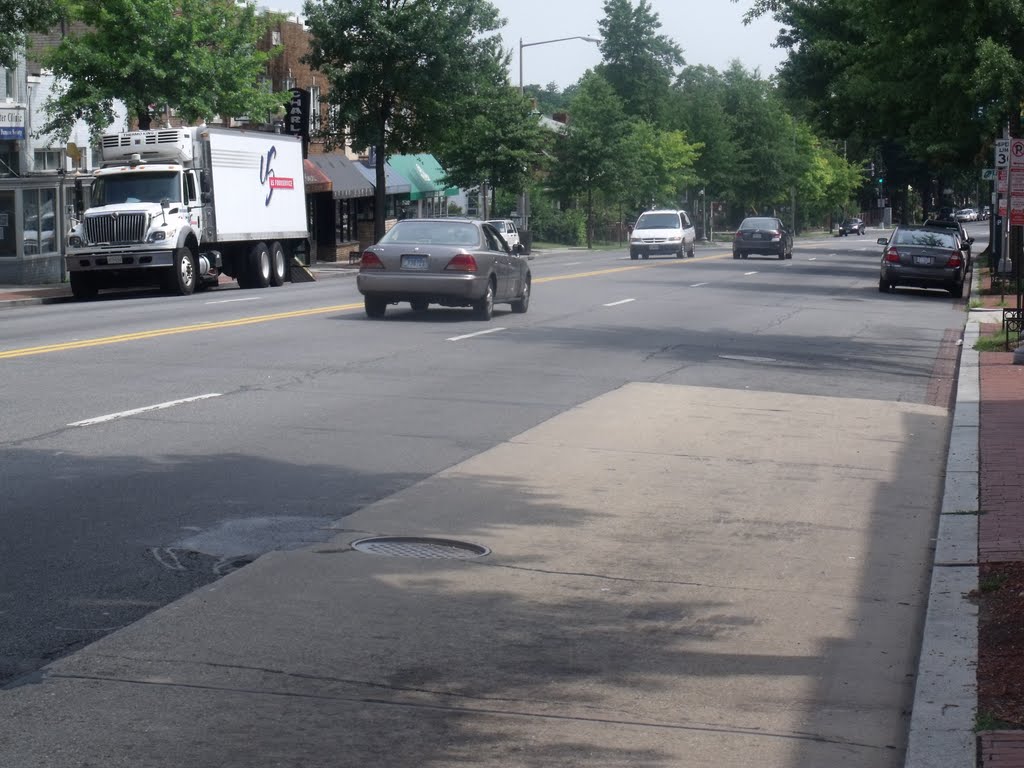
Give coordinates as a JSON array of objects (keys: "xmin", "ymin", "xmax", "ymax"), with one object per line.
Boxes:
[
  {"xmin": 401, "ymin": 254, "xmax": 428, "ymax": 270},
  {"xmin": 751, "ymin": 233, "xmax": 763, "ymax": 239},
  {"xmin": 913, "ymin": 255, "xmax": 933, "ymax": 266},
  {"xmin": 107, "ymin": 255, "xmax": 123, "ymax": 265}
]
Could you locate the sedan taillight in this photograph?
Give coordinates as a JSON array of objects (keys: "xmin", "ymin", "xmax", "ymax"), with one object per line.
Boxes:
[
  {"xmin": 445, "ymin": 253, "xmax": 478, "ymax": 272},
  {"xmin": 948, "ymin": 251, "xmax": 963, "ymax": 267},
  {"xmin": 360, "ymin": 252, "xmax": 384, "ymax": 269},
  {"xmin": 885, "ymin": 247, "xmax": 901, "ymax": 263}
]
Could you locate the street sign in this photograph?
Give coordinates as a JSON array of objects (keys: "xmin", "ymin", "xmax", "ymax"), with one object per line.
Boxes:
[
  {"xmin": 983, "ymin": 168, "xmax": 996, "ymax": 180},
  {"xmin": 996, "ymin": 139, "xmax": 1010, "ymax": 168},
  {"xmin": 1010, "ymin": 138, "xmax": 1024, "ymax": 170},
  {"xmin": 999, "ymin": 168, "xmax": 1008, "ymax": 192}
]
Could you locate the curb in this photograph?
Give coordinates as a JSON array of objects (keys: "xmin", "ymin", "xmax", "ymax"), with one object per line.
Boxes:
[{"xmin": 903, "ymin": 277, "xmax": 981, "ymax": 767}]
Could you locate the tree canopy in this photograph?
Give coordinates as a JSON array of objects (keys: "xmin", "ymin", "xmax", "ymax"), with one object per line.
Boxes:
[
  {"xmin": 0, "ymin": 0, "xmax": 65, "ymax": 69},
  {"xmin": 596, "ymin": 0, "xmax": 684, "ymax": 124},
  {"xmin": 304, "ymin": 0, "xmax": 509, "ymax": 240},
  {"xmin": 40, "ymin": 0, "xmax": 282, "ymax": 139}
]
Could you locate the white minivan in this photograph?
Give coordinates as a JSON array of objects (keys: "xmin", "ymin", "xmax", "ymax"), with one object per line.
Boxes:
[
  {"xmin": 485, "ymin": 219, "xmax": 521, "ymax": 252},
  {"xmin": 629, "ymin": 209, "xmax": 696, "ymax": 259}
]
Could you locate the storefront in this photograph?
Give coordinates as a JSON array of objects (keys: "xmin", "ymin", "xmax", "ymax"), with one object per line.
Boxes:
[
  {"xmin": 386, "ymin": 154, "xmax": 459, "ymax": 219},
  {"xmin": 0, "ymin": 97, "xmax": 78, "ymax": 289}
]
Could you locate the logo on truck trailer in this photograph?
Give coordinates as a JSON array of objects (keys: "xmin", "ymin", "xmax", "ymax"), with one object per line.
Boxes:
[{"xmin": 259, "ymin": 146, "xmax": 295, "ymax": 206}]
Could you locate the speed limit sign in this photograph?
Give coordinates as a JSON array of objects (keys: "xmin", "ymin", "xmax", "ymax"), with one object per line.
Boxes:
[{"xmin": 997, "ymin": 139, "xmax": 1010, "ymax": 168}]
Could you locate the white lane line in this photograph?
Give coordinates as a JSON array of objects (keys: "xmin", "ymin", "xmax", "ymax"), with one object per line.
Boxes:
[
  {"xmin": 565, "ymin": 261, "xmax": 583, "ymax": 266},
  {"xmin": 744, "ymin": 271, "xmax": 758, "ymax": 276},
  {"xmin": 809, "ymin": 257, "xmax": 817, "ymax": 261},
  {"xmin": 690, "ymin": 282, "xmax": 709, "ymax": 287},
  {"xmin": 603, "ymin": 298, "xmax": 635, "ymax": 307},
  {"xmin": 69, "ymin": 393, "xmax": 223, "ymax": 427},
  {"xmin": 205, "ymin": 297, "xmax": 262, "ymax": 304},
  {"xmin": 447, "ymin": 327, "xmax": 506, "ymax": 342},
  {"xmin": 719, "ymin": 354, "xmax": 778, "ymax": 363}
]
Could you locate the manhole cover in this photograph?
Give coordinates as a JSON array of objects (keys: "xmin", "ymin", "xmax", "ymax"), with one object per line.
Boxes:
[{"xmin": 350, "ymin": 536, "xmax": 490, "ymax": 559}]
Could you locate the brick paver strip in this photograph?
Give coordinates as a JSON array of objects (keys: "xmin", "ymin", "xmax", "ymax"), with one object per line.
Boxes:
[
  {"xmin": 979, "ymin": 353, "xmax": 1024, "ymax": 563},
  {"xmin": 981, "ymin": 731, "xmax": 1024, "ymax": 766}
]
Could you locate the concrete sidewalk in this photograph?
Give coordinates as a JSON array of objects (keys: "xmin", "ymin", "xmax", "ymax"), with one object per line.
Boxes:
[{"xmin": 0, "ymin": 378, "xmax": 954, "ymax": 766}]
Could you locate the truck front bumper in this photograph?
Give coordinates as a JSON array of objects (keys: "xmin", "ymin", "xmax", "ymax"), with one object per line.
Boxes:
[{"xmin": 66, "ymin": 248, "xmax": 175, "ymax": 271}]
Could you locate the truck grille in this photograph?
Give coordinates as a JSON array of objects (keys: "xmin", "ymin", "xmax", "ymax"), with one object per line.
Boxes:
[{"xmin": 85, "ymin": 213, "xmax": 147, "ymax": 244}]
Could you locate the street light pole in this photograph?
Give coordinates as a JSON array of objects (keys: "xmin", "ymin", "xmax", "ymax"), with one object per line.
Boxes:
[{"xmin": 518, "ymin": 35, "xmax": 600, "ymax": 233}]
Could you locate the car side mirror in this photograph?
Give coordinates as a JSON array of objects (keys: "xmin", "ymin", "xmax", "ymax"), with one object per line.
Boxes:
[{"xmin": 967, "ymin": 237, "xmax": 975, "ymax": 245}]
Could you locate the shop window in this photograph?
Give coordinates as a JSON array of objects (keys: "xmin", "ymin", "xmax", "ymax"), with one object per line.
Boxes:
[
  {"xmin": 0, "ymin": 190, "xmax": 14, "ymax": 256},
  {"xmin": 0, "ymin": 143, "xmax": 18, "ymax": 176},
  {"xmin": 34, "ymin": 149, "xmax": 63, "ymax": 172},
  {"xmin": 336, "ymin": 198, "xmax": 359, "ymax": 243},
  {"xmin": 22, "ymin": 188, "xmax": 57, "ymax": 255}
]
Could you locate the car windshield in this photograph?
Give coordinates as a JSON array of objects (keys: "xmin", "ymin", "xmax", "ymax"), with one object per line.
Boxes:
[
  {"xmin": 92, "ymin": 171, "xmax": 182, "ymax": 206},
  {"xmin": 740, "ymin": 218, "xmax": 779, "ymax": 230},
  {"xmin": 635, "ymin": 213, "xmax": 680, "ymax": 229},
  {"xmin": 894, "ymin": 229, "xmax": 956, "ymax": 248},
  {"xmin": 379, "ymin": 220, "xmax": 480, "ymax": 246}
]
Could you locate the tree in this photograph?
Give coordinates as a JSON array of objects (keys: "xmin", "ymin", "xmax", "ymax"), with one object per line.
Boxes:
[
  {"xmin": 304, "ymin": 0, "xmax": 507, "ymax": 241},
  {"xmin": 40, "ymin": 0, "xmax": 282, "ymax": 139},
  {"xmin": 670, "ymin": 65, "xmax": 744, "ymax": 206},
  {"xmin": 0, "ymin": 0, "xmax": 65, "ymax": 69},
  {"xmin": 553, "ymin": 71, "xmax": 630, "ymax": 247},
  {"xmin": 432, "ymin": 82, "xmax": 549, "ymax": 220},
  {"xmin": 611, "ymin": 119, "xmax": 701, "ymax": 213},
  {"xmin": 597, "ymin": 0, "xmax": 684, "ymax": 125}
]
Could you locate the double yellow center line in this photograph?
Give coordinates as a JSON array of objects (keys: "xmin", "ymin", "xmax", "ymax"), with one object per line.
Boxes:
[{"xmin": 1, "ymin": 255, "xmax": 719, "ymax": 360}]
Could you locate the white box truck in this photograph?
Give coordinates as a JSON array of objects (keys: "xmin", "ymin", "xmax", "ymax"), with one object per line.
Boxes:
[{"xmin": 65, "ymin": 126, "xmax": 309, "ymax": 299}]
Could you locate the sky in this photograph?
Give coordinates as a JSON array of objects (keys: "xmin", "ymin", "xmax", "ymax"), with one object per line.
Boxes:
[{"xmin": 264, "ymin": 0, "xmax": 788, "ymax": 90}]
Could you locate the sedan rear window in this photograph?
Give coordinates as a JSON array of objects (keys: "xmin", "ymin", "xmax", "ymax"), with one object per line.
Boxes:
[
  {"xmin": 635, "ymin": 213, "xmax": 681, "ymax": 229},
  {"xmin": 739, "ymin": 218, "xmax": 779, "ymax": 230},
  {"xmin": 893, "ymin": 230, "xmax": 955, "ymax": 248},
  {"xmin": 380, "ymin": 221, "xmax": 480, "ymax": 246}
]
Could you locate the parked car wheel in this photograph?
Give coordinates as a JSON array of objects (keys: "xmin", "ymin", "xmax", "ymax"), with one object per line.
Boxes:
[
  {"xmin": 878, "ymin": 278, "xmax": 890, "ymax": 293},
  {"xmin": 950, "ymin": 281, "xmax": 965, "ymax": 298}
]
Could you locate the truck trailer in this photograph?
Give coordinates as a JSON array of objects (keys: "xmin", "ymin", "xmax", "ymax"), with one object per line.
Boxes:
[{"xmin": 65, "ymin": 126, "xmax": 309, "ymax": 299}]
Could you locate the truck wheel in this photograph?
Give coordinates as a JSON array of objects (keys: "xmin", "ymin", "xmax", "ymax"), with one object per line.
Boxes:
[
  {"xmin": 269, "ymin": 241, "xmax": 287, "ymax": 287},
  {"xmin": 70, "ymin": 272, "xmax": 97, "ymax": 300},
  {"xmin": 248, "ymin": 242, "xmax": 271, "ymax": 288},
  {"xmin": 168, "ymin": 246, "xmax": 197, "ymax": 295}
]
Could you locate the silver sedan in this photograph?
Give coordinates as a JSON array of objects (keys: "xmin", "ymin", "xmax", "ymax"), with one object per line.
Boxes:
[{"xmin": 357, "ymin": 219, "xmax": 531, "ymax": 320}]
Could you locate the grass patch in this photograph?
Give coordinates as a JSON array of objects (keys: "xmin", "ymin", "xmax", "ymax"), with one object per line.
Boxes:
[
  {"xmin": 976, "ymin": 709, "xmax": 1017, "ymax": 732},
  {"xmin": 979, "ymin": 573, "xmax": 1008, "ymax": 594},
  {"xmin": 974, "ymin": 330, "xmax": 1014, "ymax": 352}
]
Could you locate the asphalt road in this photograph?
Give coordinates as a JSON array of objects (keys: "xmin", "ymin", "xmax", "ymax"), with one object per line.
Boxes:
[{"xmin": 0, "ymin": 223, "xmax": 976, "ymax": 704}]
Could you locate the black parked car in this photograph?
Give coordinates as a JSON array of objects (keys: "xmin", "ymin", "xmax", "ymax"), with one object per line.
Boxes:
[
  {"xmin": 923, "ymin": 218, "xmax": 974, "ymax": 270},
  {"xmin": 732, "ymin": 217, "xmax": 793, "ymax": 259},
  {"xmin": 877, "ymin": 225, "xmax": 967, "ymax": 297},
  {"xmin": 838, "ymin": 217, "xmax": 865, "ymax": 236}
]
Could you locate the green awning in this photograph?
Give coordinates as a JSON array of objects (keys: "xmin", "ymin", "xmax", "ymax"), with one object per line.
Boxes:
[{"xmin": 387, "ymin": 154, "xmax": 459, "ymax": 201}]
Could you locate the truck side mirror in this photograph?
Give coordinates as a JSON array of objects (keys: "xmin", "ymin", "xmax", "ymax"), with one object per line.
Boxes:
[{"xmin": 161, "ymin": 198, "xmax": 170, "ymax": 210}]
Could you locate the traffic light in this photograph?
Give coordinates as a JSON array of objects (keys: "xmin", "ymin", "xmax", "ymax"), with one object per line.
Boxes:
[{"xmin": 878, "ymin": 177, "xmax": 884, "ymax": 184}]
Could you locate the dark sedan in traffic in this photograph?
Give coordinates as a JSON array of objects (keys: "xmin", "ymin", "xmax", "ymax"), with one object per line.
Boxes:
[
  {"xmin": 838, "ymin": 217, "xmax": 865, "ymax": 236},
  {"xmin": 357, "ymin": 218, "xmax": 531, "ymax": 320},
  {"xmin": 732, "ymin": 217, "xmax": 793, "ymax": 259},
  {"xmin": 877, "ymin": 226, "xmax": 966, "ymax": 297}
]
